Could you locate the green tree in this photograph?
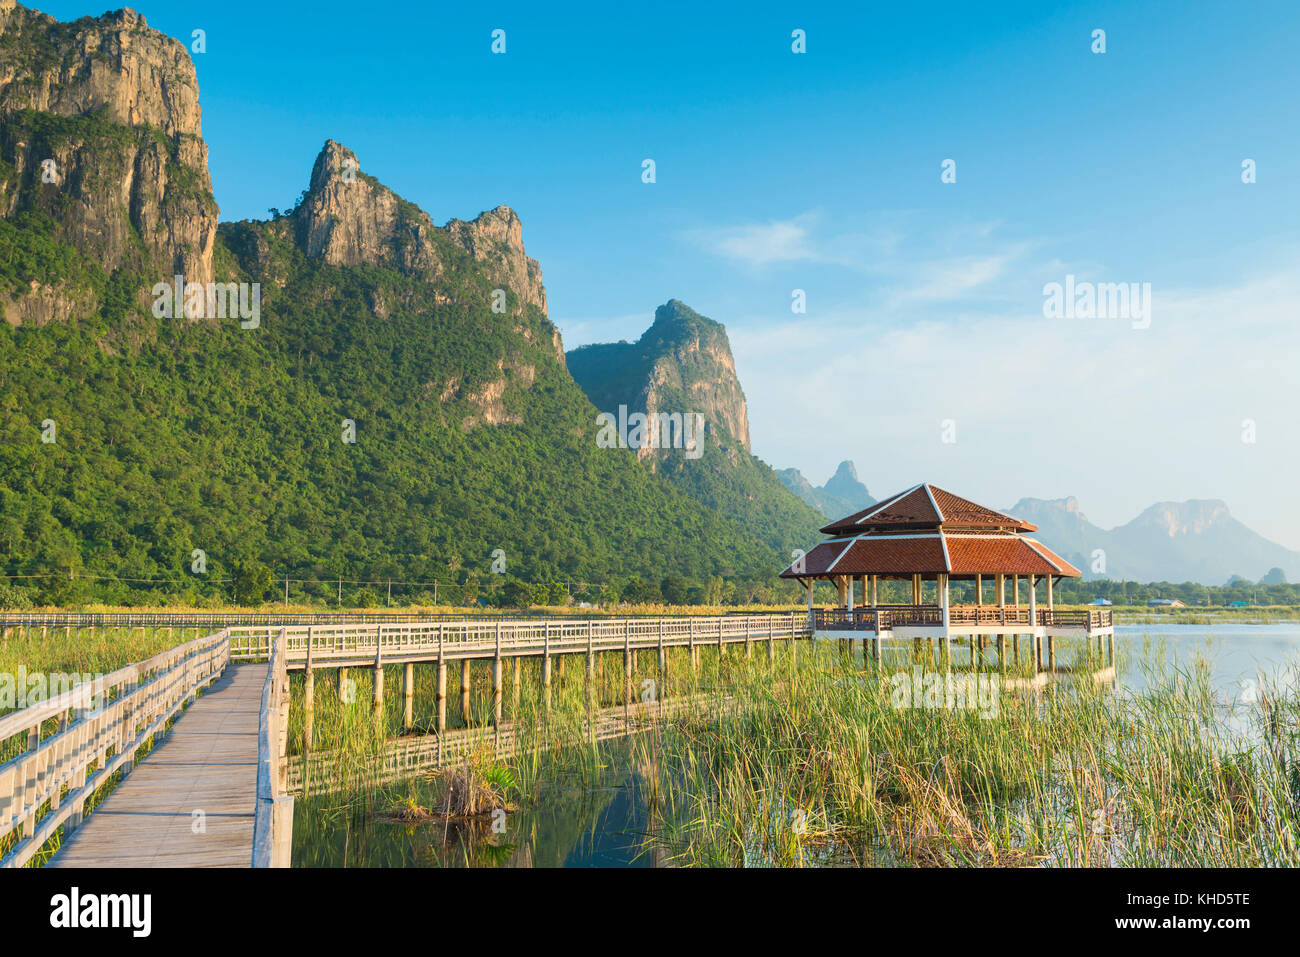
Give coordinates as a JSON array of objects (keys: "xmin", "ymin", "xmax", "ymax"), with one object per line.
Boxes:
[{"xmin": 231, "ymin": 560, "xmax": 272, "ymax": 605}]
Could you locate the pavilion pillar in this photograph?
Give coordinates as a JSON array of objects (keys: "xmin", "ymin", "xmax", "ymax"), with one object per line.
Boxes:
[
  {"xmin": 911, "ymin": 574, "xmax": 921, "ymax": 605},
  {"xmin": 1014, "ymin": 574, "xmax": 1021, "ymax": 608},
  {"xmin": 835, "ymin": 577, "xmax": 848, "ymax": 609},
  {"xmin": 976, "ymin": 574, "xmax": 983, "ymax": 606},
  {"xmin": 1046, "ymin": 575, "xmax": 1054, "ymax": 609},
  {"xmin": 1028, "ymin": 574, "xmax": 1039, "ymax": 669},
  {"xmin": 996, "ymin": 573, "xmax": 1006, "ymax": 606},
  {"xmin": 869, "ymin": 575, "xmax": 878, "ymax": 607},
  {"xmin": 939, "ymin": 573, "xmax": 950, "ymax": 629}
]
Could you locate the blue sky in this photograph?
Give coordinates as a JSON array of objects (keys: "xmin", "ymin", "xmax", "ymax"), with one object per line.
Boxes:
[{"xmin": 38, "ymin": 1, "xmax": 1300, "ymax": 552}]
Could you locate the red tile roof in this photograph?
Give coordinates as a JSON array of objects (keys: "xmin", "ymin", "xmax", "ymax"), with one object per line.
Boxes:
[
  {"xmin": 820, "ymin": 482, "xmax": 1037, "ymax": 535},
  {"xmin": 784, "ymin": 483, "xmax": 1079, "ymax": 580}
]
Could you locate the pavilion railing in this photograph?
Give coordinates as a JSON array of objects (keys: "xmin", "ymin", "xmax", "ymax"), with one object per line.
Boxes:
[{"xmin": 813, "ymin": 606, "xmax": 1113, "ymax": 632}]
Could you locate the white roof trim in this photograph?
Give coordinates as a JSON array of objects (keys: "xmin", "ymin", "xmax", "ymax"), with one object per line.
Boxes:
[
  {"xmin": 922, "ymin": 483, "xmax": 945, "ymax": 522},
  {"xmin": 937, "ymin": 528, "xmax": 952, "ymax": 571},
  {"xmin": 824, "ymin": 536, "xmax": 863, "ymax": 573}
]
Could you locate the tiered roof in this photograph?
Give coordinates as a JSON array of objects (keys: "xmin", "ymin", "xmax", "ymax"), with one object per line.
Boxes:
[{"xmin": 781, "ymin": 482, "xmax": 1081, "ymax": 580}]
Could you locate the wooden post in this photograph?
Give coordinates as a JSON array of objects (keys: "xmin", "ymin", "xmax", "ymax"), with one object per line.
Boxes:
[
  {"xmin": 1047, "ymin": 634, "xmax": 1056, "ymax": 671},
  {"xmin": 403, "ymin": 661, "xmax": 414, "ymax": 731},
  {"xmin": 436, "ymin": 660, "xmax": 447, "ymax": 733},
  {"xmin": 586, "ymin": 619, "xmax": 595, "ymax": 688},
  {"xmin": 303, "ymin": 626, "xmax": 315, "ymax": 750},
  {"xmin": 658, "ymin": 619, "xmax": 667, "ymax": 673},
  {"xmin": 460, "ymin": 659, "xmax": 472, "ymax": 723},
  {"xmin": 689, "ymin": 618, "xmax": 698, "ymax": 672},
  {"xmin": 623, "ymin": 620, "xmax": 633, "ymax": 706},
  {"xmin": 370, "ymin": 625, "xmax": 385, "ymax": 723},
  {"xmin": 543, "ymin": 624, "xmax": 553, "ymax": 711},
  {"xmin": 513, "ymin": 656, "xmax": 521, "ymax": 712},
  {"xmin": 492, "ymin": 656, "xmax": 503, "ymax": 727}
]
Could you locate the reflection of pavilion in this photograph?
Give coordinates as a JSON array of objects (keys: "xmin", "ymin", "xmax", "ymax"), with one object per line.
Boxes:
[{"xmin": 780, "ymin": 483, "xmax": 1115, "ymax": 667}]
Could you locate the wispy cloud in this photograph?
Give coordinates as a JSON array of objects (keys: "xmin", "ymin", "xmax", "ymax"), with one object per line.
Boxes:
[{"xmin": 684, "ymin": 212, "xmax": 822, "ymax": 267}]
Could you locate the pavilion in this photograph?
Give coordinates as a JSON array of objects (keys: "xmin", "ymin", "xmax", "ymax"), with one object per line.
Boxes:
[{"xmin": 779, "ymin": 482, "xmax": 1114, "ymax": 664}]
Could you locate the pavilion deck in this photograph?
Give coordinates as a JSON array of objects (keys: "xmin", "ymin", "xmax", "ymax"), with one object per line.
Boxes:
[{"xmin": 813, "ymin": 604, "xmax": 1114, "ymax": 637}]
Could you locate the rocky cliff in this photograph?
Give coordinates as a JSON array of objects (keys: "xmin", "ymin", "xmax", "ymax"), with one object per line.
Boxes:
[
  {"xmin": 0, "ymin": 3, "xmax": 216, "ymax": 325},
  {"xmin": 295, "ymin": 140, "xmax": 547, "ymax": 315},
  {"xmin": 566, "ymin": 300, "xmax": 821, "ymax": 553},
  {"xmin": 566, "ymin": 299, "xmax": 751, "ymax": 457}
]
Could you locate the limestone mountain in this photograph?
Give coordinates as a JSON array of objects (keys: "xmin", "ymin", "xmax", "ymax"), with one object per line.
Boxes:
[
  {"xmin": 0, "ymin": 4, "xmax": 800, "ymax": 602},
  {"xmin": 777, "ymin": 460, "xmax": 875, "ymax": 518},
  {"xmin": 567, "ymin": 300, "xmax": 822, "ymax": 556},
  {"xmin": 0, "ymin": 3, "xmax": 217, "ymax": 326},
  {"xmin": 1007, "ymin": 496, "xmax": 1300, "ymax": 585}
]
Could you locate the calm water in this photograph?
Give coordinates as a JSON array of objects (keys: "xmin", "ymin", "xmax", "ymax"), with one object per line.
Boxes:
[{"xmin": 293, "ymin": 623, "xmax": 1300, "ymax": 867}]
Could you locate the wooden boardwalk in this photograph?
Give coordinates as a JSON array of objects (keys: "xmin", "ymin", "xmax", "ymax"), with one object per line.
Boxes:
[{"xmin": 49, "ymin": 665, "xmax": 263, "ymax": 868}]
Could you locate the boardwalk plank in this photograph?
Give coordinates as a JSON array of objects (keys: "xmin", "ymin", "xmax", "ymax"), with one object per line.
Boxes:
[{"xmin": 49, "ymin": 665, "xmax": 261, "ymax": 868}]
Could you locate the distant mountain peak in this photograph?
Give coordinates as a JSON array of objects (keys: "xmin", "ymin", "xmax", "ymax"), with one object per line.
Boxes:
[{"xmin": 778, "ymin": 460, "xmax": 874, "ymax": 517}]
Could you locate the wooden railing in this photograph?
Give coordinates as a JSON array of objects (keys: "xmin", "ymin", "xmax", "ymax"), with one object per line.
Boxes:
[
  {"xmin": 226, "ymin": 613, "xmax": 809, "ymax": 665},
  {"xmin": 1038, "ymin": 609, "xmax": 1114, "ymax": 629},
  {"xmin": 0, "ymin": 611, "xmax": 537, "ymax": 630},
  {"xmin": 813, "ymin": 606, "xmax": 1113, "ymax": 633},
  {"xmin": 252, "ymin": 632, "xmax": 293, "ymax": 868},
  {"xmin": 0, "ymin": 630, "xmax": 229, "ymax": 868}
]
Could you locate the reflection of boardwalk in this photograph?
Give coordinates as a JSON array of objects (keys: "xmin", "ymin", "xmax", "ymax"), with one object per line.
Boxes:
[
  {"xmin": 290, "ymin": 694, "xmax": 731, "ymax": 795},
  {"xmin": 50, "ymin": 666, "xmax": 262, "ymax": 868}
]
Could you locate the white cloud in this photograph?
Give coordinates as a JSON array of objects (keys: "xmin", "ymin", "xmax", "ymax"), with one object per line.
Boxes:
[{"xmin": 684, "ymin": 212, "xmax": 822, "ymax": 267}]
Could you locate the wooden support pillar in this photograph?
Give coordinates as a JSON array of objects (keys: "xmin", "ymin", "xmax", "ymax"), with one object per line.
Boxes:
[
  {"xmin": 303, "ymin": 626, "xmax": 315, "ymax": 750},
  {"xmin": 492, "ymin": 655, "xmax": 503, "ymax": 727},
  {"xmin": 624, "ymin": 643, "xmax": 633, "ymax": 706},
  {"xmin": 403, "ymin": 661, "xmax": 414, "ymax": 731},
  {"xmin": 371, "ymin": 626, "xmax": 385, "ymax": 723},
  {"xmin": 1047, "ymin": 634, "xmax": 1056, "ymax": 671},
  {"xmin": 513, "ymin": 656, "xmax": 521, "ymax": 712},
  {"xmin": 436, "ymin": 660, "xmax": 447, "ymax": 733},
  {"xmin": 689, "ymin": 618, "xmax": 698, "ymax": 672},
  {"xmin": 460, "ymin": 659, "xmax": 471, "ymax": 723},
  {"xmin": 542, "ymin": 653, "xmax": 552, "ymax": 710},
  {"xmin": 1013, "ymin": 574, "xmax": 1020, "ymax": 608},
  {"xmin": 976, "ymin": 573, "xmax": 983, "ymax": 606}
]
